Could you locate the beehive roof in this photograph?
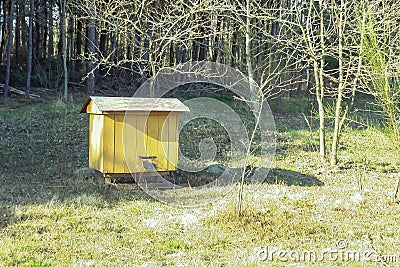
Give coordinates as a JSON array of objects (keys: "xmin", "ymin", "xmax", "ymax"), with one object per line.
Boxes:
[{"xmin": 81, "ymin": 96, "xmax": 190, "ymax": 114}]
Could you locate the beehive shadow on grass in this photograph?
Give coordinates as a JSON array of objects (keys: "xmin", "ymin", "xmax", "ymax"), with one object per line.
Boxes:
[
  {"xmin": 265, "ymin": 168, "xmax": 324, "ymax": 187},
  {"xmin": 165, "ymin": 166, "xmax": 324, "ymax": 188}
]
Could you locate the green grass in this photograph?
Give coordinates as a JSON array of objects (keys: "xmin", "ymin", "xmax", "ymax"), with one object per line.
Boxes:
[{"xmin": 0, "ymin": 96, "xmax": 399, "ymax": 266}]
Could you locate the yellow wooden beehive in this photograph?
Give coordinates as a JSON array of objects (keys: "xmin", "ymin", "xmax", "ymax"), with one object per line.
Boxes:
[{"xmin": 81, "ymin": 96, "xmax": 189, "ymax": 177}]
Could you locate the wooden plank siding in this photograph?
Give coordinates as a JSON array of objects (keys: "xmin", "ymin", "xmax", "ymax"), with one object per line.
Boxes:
[
  {"xmin": 89, "ymin": 114, "xmax": 104, "ymax": 172},
  {"xmin": 114, "ymin": 114, "xmax": 127, "ymax": 173},
  {"xmin": 123, "ymin": 115, "xmax": 137, "ymax": 173},
  {"xmin": 103, "ymin": 114, "xmax": 114, "ymax": 173},
  {"xmin": 135, "ymin": 115, "xmax": 147, "ymax": 173},
  {"xmin": 146, "ymin": 115, "xmax": 159, "ymax": 169},
  {"xmin": 167, "ymin": 115, "xmax": 178, "ymax": 170},
  {"xmin": 158, "ymin": 114, "xmax": 168, "ymax": 171}
]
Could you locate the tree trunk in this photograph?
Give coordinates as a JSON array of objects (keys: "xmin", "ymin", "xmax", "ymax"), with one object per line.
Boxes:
[
  {"xmin": 176, "ymin": 45, "xmax": 186, "ymax": 64},
  {"xmin": 231, "ymin": 29, "xmax": 238, "ymax": 67},
  {"xmin": 75, "ymin": 19, "xmax": 82, "ymax": 69},
  {"xmin": 238, "ymin": 0, "xmax": 256, "ymax": 217},
  {"xmin": 3, "ymin": 0, "xmax": 15, "ymax": 99},
  {"xmin": 219, "ymin": 18, "xmax": 225, "ymax": 64},
  {"xmin": 34, "ymin": 7, "xmax": 40, "ymax": 59},
  {"xmin": 331, "ymin": 0, "xmax": 345, "ymax": 166},
  {"xmin": 314, "ymin": 60, "xmax": 325, "ymax": 159},
  {"xmin": 0, "ymin": 0, "xmax": 7, "ymax": 64},
  {"xmin": 48, "ymin": 0, "xmax": 54, "ymax": 58},
  {"xmin": 25, "ymin": 0, "xmax": 34, "ymax": 98},
  {"xmin": 14, "ymin": 0, "xmax": 20, "ymax": 63},
  {"xmin": 192, "ymin": 40, "xmax": 199, "ymax": 61},
  {"xmin": 110, "ymin": 34, "xmax": 116, "ymax": 64},
  {"xmin": 317, "ymin": 0, "xmax": 326, "ymax": 159},
  {"xmin": 99, "ymin": 29, "xmax": 107, "ymax": 75},
  {"xmin": 86, "ymin": 20, "xmax": 96, "ymax": 95},
  {"xmin": 169, "ymin": 42, "xmax": 174, "ymax": 66},
  {"xmin": 61, "ymin": 0, "xmax": 68, "ymax": 101},
  {"xmin": 99, "ymin": 30, "xmax": 106, "ymax": 56},
  {"xmin": 245, "ymin": 0, "xmax": 255, "ymax": 96},
  {"xmin": 20, "ymin": 0, "xmax": 26, "ymax": 53},
  {"xmin": 68, "ymin": 14, "xmax": 74, "ymax": 71},
  {"xmin": 201, "ymin": 36, "xmax": 208, "ymax": 61},
  {"xmin": 42, "ymin": 2, "xmax": 48, "ymax": 59}
]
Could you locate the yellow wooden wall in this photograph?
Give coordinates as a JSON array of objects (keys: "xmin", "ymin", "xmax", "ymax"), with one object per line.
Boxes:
[
  {"xmin": 89, "ymin": 112, "xmax": 179, "ymax": 174},
  {"xmin": 89, "ymin": 114, "xmax": 104, "ymax": 172}
]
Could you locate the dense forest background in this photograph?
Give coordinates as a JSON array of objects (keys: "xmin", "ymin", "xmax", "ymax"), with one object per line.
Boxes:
[
  {"xmin": 0, "ymin": 0, "xmax": 396, "ymax": 95},
  {"xmin": 1, "ymin": 0, "xmax": 399, "ymax": 165}
]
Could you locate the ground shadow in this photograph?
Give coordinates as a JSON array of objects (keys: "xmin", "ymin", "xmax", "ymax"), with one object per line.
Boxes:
[
  {"xmin": 166, "ymin": 165, "xmax": 324, "ymax": 187},
  {"xmin": 264, "ymin": 168, "xmax": 324, "ymax": 186}
]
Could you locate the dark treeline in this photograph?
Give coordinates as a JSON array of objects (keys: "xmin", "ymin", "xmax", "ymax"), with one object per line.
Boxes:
[{"xmin": 0, "ymin": 0, "xmax": 313, "ymax": 98}]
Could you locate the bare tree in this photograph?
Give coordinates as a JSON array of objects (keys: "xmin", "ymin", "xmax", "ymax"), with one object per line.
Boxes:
[
  {"xmin": 283, "ymin": 0, "xmax": 330, "ymax": 159},
  {"xmin": 329, "ymin": 0, "xmax": 367, "ymax": 165},
  {"xmin": 330, "ymin": 0, "xmax": 346, "ymax": 165}
]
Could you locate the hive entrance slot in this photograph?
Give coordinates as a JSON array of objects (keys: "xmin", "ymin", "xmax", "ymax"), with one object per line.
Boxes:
[{"xmin": 140, "ymin": 156, "xmax": 157, "ymax": 171}]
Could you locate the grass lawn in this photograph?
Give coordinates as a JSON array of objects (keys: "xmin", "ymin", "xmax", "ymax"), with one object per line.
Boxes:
[{"xmin": 0, "ymin": 95, "xmax": 399, "ymax": 266}]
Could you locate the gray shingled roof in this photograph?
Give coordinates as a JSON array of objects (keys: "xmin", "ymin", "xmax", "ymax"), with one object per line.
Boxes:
[{"xmin": 81, "ymin": 96, "xmax": 190, "ymax": 113}]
